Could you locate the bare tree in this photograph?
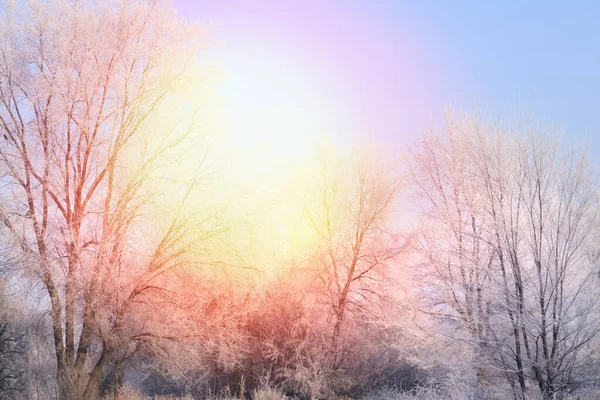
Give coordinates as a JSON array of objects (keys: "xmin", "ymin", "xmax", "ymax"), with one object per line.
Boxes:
[
  {"xmin": 305, "ymin": 147, "xmax": 406, "ymax": 373},
  {"xmin": 410, "ymin": 113, "xmax": 600, "ymax": 399},
  {"xmin": 0, "ymin": 1, "xmax": 221, "ymax": 398},
  {"xmin": 482, "ymin": 131, "xmax": 600, "ymax": 399},
  {"xmin": 409, "ymin": 120, "xmax": 494, "ymax": 375}
]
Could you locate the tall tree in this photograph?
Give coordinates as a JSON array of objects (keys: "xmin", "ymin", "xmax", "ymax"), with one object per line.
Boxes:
[
  {"xmin": 411, "ymin": 113, "xmax": 600, "ymax": 399},
  {"xmin": 0, "ymin": 1, "xmax": 218, "ymax": 398},
  {"xmin": 306, "ymin": 148, "xmax": 406, "ymax": 371}
]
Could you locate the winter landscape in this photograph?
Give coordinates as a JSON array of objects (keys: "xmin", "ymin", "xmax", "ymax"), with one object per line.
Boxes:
[{"xmin": 0, "ymin": 1, "xmax": 599, "ymax": 399}]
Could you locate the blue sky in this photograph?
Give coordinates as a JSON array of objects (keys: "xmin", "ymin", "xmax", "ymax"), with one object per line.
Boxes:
[
  {"xmin": 174, "ymin": 0, "xmax": 600, "ymax": 163},
  {"xmin": 416, "ymin": 1, "xmax": 600, "ymax": 148}
]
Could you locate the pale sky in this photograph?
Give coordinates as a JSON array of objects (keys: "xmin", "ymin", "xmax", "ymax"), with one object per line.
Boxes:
[{"xmin": 174, "ymin": 0, "xmax": 600, "ymax": 164}]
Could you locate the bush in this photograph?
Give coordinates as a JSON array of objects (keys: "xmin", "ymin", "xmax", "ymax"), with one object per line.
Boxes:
[
  {"xmin": 104, "ymin": 384, "xmax": 196, "ymax": 400},
  {"xmin": 106, "ymin": 383, "xmax": 147, "ymax": 400},
  {"xmin": 253, "ymin": 387, "xmax": 287, "ymax": 400}
]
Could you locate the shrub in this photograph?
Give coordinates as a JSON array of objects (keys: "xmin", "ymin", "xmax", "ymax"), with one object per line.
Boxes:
[
  {"xmin": 253, "ymin": 386, "xmax": 287, "ymax": 400},
  {"xmin": 105, "ymin": 383, "xmax": 147, "ymax": 400}
]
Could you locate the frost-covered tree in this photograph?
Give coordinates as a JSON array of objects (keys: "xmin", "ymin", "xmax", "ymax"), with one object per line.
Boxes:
[
  {"xmin": 411, "ymin": 113, "xmax": 600, "ymax": 399},
  {"xmin": 0, "ymin": 0, "xmax": 220, "ymax": 398},
  {"xmin": 305, "ymin": 147, "xmax": 407, "ymax": 374}
]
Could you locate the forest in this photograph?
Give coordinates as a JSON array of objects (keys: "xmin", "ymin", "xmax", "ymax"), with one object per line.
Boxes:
[{"xmin": 0, "ymin": 1, "xmax": 599, "ymax": 399}]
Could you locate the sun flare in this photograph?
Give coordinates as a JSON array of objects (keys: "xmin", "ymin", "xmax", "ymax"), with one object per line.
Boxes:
[
  {"xmin": 217, "ymin": 43, "xmax": 345, "ymax": 165},
  {"xmin": 206, "ymin": 43, "xmax": 350, "ymax": 276}
]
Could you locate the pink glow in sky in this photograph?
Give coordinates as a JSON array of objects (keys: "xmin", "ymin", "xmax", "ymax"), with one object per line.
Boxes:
[{"xmin": 173, "ymin": 0, "xmax": 466, "ymax": 151}]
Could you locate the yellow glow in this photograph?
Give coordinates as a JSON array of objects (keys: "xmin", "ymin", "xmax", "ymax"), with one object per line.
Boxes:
[
  {"xmin": 205, "ymin": 45, "xmax": 352, "ymax": 277},
  {"xmin": 132, "ymin": 45, "xmax": 352, "ymax": 280}
]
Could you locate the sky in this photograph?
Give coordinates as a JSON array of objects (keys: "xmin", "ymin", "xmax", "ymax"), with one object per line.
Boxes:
[{"xmin": 173, "ymin": 0, "xmax": 600, "ymax": 165}]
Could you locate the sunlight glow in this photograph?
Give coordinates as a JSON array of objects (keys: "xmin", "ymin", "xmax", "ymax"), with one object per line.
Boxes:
[
  {"xmin": 218, "ymin": 43, "xmax": 344, "ymax": 165},
  {"xmin": 200, "ymin": 43, "xmax": 352, "ymax": 277}
]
